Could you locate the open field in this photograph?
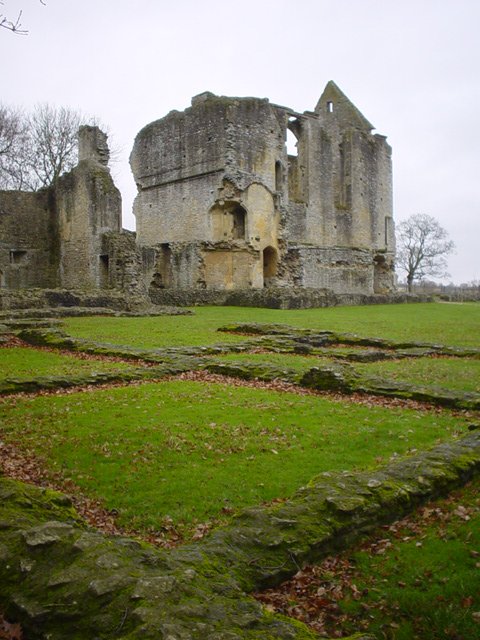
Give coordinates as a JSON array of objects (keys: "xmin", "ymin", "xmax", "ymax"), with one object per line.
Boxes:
[
  {"xmin": 64, "ymin": 302, "xmax": 480, "ymax": 348},
  {"xmin": 1, "ymin": 302, "xmax": 478, "ymax": 536},
  {"xmin": 356, "ymin": 357, "xmax": 480, "ymax": 393}
]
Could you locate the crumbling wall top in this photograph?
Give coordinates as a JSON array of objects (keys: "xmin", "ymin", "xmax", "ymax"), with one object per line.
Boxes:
[{"xmin": 78, "ymin": 125, "xmax": 110, "ymax": 166}]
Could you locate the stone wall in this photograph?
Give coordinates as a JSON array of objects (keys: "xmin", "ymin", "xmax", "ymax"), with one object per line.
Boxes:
[
  {"xmin": 0, "ymin": 127, "xmax": 124, "ymax": 295},
  {"xmin": 0, "ymin": 189, "xmax": 59, "ymax": 289},
  {"xmin": 56, "ymin": 127, "xmax": 122, "ymax": 289}
]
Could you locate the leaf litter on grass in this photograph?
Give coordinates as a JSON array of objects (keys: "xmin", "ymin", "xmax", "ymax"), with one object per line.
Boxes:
[{"xmin": 255, "ymin": 479, "xmax": 480, "ymax": 639}]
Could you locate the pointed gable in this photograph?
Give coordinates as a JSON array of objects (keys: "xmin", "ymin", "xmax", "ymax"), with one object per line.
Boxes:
[{"xmin": 315, "ymin": 81, "xmax": 374, "ymax": 131}]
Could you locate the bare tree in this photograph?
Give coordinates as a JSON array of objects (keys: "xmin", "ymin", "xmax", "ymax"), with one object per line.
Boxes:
[
  {"xmin": 0, "ymin": 104, "xmax": 25, "ymax": 155},
  {"xmin": 396, "ymin": 213, "xmax": 455, "ymax": 292},
  {"xmin": 0, "ymin": 103, "xmax": 83, "ymax": 190},
  {"xmin": 27, "ymin": 103, "xmax": 82, "ymax": 188},
  {"xmin": 0, "ymin": 102, "xmax": 120, "ymax": 191}
]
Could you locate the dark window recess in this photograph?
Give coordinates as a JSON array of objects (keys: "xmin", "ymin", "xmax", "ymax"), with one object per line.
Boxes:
[
  {"xmin": 99, "ymin": 254, "xmax": 109, "ymax": 287},
  {"xmin": 9, "ymin": 250, "xmax": 27, "ymax": 264},
  {"xmin": 275, "ymin": 161, "xmax": 283, "ymax": 191}
]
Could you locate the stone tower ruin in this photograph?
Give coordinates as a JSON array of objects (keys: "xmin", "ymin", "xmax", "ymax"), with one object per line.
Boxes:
[{"xmin": 130, "ymin": 81, "xmax": 395, "ymax": 297}]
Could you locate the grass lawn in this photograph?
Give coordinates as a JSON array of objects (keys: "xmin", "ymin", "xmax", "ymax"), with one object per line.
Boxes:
[
  {"xmin": 357, "ymin": 357, "xmax": 480, "ymax": 393},
  {"xmin": 0, "ymin": 347, "xmax": 134, "ymax": 381},
  {"xmin": 0, "ymin": 380, "xmax": 469, "ymax": 535},
  {"xmin": 63, "ymin": 302, "xmax": 480, "ymax": 349}
]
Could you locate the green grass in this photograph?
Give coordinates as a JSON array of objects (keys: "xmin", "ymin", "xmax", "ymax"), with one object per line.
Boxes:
[
  {"xmin": 261, "ymin": 479, "xmax": 480, "ymax": 639},
  {"xmin": 63, "ymin": 303, "xmax": 480, "ymax": 349},
  {"xmin": 209, "ymin": 352, "xmax": 480, "ymax": 393},
  {"xmin": 336, "ymin": 480, "xmax": 480, "ymax": 639},
  {"xmin": 0, "ymin": 347, "xmax": 134, "ymax": 381},
  {"xmin": 357, "ymin": 357, "xmax": 480, "ymax": 393},
  {"xmin": 0, "ymin": 380, "xmax": 468, "ymax": 535}
]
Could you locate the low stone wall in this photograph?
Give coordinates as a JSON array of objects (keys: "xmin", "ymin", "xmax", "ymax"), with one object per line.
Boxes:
[
  {"xmin": 1, "ymin": 434, "xmax": 479, "ymax": 639},
  {"xmin": 149, "ymin": 287, "xmax": 432, "ymax": 309},
  {"xmin": 0, "ymin": 288, "xmax": 134, "ymax": 311}
]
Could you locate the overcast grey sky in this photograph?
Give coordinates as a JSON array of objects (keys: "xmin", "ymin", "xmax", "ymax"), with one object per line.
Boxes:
[{"xmin": 2, "ymin": 0, "xmax": 479, "ymax": 283}]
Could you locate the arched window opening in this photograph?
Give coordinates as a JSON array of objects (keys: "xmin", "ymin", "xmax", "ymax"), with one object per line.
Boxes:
[
  {"xmin": 286, "ymin": 128, "xmax": 298, "ymax": 157},
  {"xmin": 210, "ymin": 202, "xmax": 247, "ymax": 242},
  {"xmin": 263, "ymin": 246, "xmax": 278, "ymax": 287}
]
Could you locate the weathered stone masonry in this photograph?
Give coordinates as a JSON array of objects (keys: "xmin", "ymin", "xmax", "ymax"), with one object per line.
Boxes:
[
  {"xmin": 0, "ymin": 83, "xmax": 396, "ymax": 302},
  {"xmin": 0, "ymin": 126, "xmax": 147, "ymax": 300},
  {"xmin": 130, "ymin": 81, "xmax": 395, "ymax": 297}
]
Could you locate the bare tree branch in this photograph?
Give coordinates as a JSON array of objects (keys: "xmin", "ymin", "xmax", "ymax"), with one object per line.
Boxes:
[
  {"xmin": 0, "ymin": 1, "xmax": 47, "ymax": 35},
  {"xmin": 0, "ymin": 8, "xmax": 28, "ymax": 34}
]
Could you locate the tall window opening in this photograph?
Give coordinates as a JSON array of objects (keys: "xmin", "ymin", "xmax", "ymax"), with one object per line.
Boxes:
[
  {"xmin": 232, "ymin": 206, "xmax": 246, "ymax": 239},
  {"xmin": 286, "ymin": 128, "xmax": 298, "ymax": 157},
  {"xmin": 263, "ymin": 246, "xmax": 278, "ymax": 287},
  {"xmin": 99, "ymin": 254, "xmax": 109, "ymax": 288},
  {"xmin": 385, "ymin": 217, "xmax": 391, "ymax": 246},
  {"xmin": 275, "ymin": 161, "xmax": 283, "ymax": 192},
  {"xmin": 151, "ymin": 243, "xmax": 173, "ymax": 289},
  {"xmin": 327, "ymin": 101, "xmax": 334, "ymax": 113}
]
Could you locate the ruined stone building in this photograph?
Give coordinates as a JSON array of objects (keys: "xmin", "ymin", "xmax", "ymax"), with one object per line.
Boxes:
[
  {"xmin": 0, "ymin": 127, "xmax": 145, "ymax": 300},
  {"xmin": 130, "ymin": 81, "xmax": 395, "ymax": 297},
  {"xmin": 0, "ymin": 82, "xmax": 396, "ymax": 305}
]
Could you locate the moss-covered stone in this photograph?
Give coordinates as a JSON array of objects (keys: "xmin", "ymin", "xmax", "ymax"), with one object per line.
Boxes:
[{"xmin": 300, "ymin": 363, "xmax": 358, "ymax": 392}]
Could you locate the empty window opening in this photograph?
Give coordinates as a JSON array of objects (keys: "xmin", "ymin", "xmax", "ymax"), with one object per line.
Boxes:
[
  {"xmin": 385, "ymin": 217, "xmax": 391, "ymax": 246},
  {"xmin": 9, "ymin": 250, "xmax": 27, "ymax": 265},
  {"xmin": 210, "ymin": 202, "xmax": 247, "ymax": 241},
  {"xmin": 286, "ymin": 129, "xmax": 298, "ymax": 156},
  {"xmin": 275, "ymin": 161, "xmax": 283, "ymax": 191},
  {"xmin": 263, "ymin": 246, "xmax": 278, "ymax": 287},
  {"xmin": 151, "ymin": 244, "xmax": 173, "ymax": 289},
  {"xmin": 327, "ymin": 101, "xmax": 334, "ymax": 113},
  {"xmin": 232, "ymin": 206, "xmax": 246, "ymax": 239},
  {"xmin": 99, "ymin": 254, "xmax": 109, "ymax": 288}
]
